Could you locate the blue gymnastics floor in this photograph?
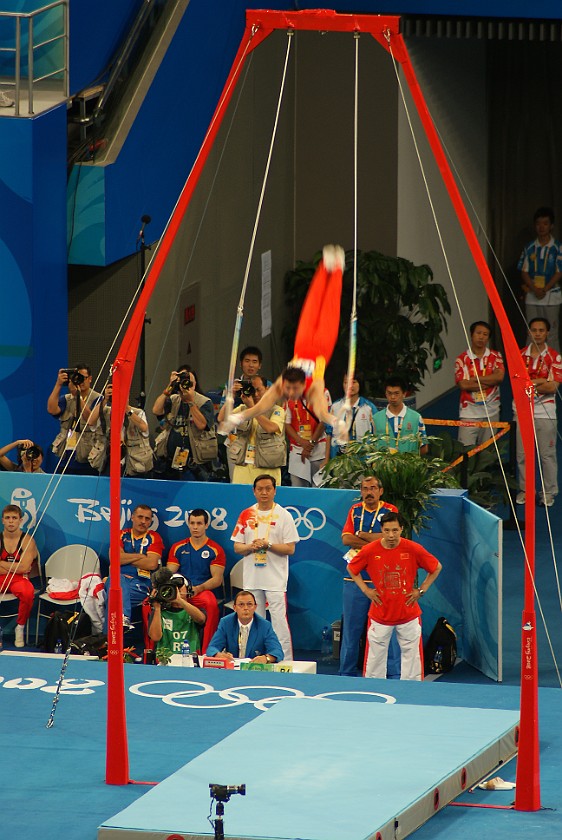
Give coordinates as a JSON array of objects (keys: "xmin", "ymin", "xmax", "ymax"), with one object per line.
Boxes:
[{"xmin": 1, "ymin": 654, "xmax": 561, "ymax": 840}]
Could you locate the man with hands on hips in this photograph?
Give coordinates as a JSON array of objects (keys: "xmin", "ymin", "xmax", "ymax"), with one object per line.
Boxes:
[{"xmin": 347, "ymin": 511, "xmax": 441, "ymax": 681}]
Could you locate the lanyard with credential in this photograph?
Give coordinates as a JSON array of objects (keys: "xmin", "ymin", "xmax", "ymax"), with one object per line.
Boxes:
[
  {"xmin": 357, "ymin": 502, "xmax": 382, "ymax": 533},
  {"xmin": 386, "ymin": 415, "xmax": 403, "ymax": 446}
]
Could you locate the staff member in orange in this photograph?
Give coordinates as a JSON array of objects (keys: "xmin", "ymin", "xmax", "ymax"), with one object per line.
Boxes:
[{"xmin": 347, "ymin": 511, "xmax": 441, "ymax": 680}]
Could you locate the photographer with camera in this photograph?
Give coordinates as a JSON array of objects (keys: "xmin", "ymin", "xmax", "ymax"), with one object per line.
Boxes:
[
  {"xmin": 87, "ymin": 382, "xmax": 154, "ymax": 477},
  {"xmin": 217, "ymin": 375, "xmax": 286, "ymax": 485},
  {"xmin": 152, "ymin": 365, "xmax": 218, "ymax": 481},
  {"xmin": 147, "ymin": 569, "xmax": 206, "ymax": 661},
  {"xmin": 218, "ymin": 346, "xmax": 267, "ymax": 480},
  {"xmin": 47, "ymin": 364, "xmax": 102, "ymax": 474},
  {"xmin": 0, "ymin": 439, "xmax": 45, "ymax": 473}
]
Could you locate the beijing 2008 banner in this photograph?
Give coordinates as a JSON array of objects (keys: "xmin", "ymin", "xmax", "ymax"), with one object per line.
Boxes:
[{"xmin": 0, "ymin": 474, "xmax": 501, "ymax": 678}]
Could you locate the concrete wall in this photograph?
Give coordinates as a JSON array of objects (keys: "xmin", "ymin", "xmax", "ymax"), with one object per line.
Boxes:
[{"xmin": 397, "ymin": 37, "xmax": 489, "ymax": 408}]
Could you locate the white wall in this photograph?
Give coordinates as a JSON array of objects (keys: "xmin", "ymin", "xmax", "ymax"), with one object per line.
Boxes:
[{"xmin": 397, "ymin": 37, "xmax": 490, "ymax": 408}]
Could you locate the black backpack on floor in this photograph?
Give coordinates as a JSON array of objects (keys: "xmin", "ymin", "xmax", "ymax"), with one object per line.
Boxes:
[
  {"xmin": 43, "ymin": 610, "xmax": 92, "ymax": 653},
  {"xmin": 424, "ymin": 616, "xmax": 457, "ymax": 675}
]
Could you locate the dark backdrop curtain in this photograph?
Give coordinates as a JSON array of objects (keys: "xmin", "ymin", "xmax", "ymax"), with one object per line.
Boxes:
[{"xmin": 488, "ymin": 39, "xmax": 562, "ymax": 347}]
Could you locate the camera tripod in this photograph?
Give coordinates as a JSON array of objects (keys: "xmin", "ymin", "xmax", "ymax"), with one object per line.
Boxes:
[{"xmin": 209, "ymin": 783, "xmax": 246, "ymax": 840}]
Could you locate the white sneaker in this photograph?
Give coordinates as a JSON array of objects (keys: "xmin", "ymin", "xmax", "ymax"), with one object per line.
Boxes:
[
  {"xmin": 14, "ymin": 625, "xmax": 25, "ymax": 648},
  {"xmin": 544, "ymin": 494, "xmax": 555, "ymax": 507},
  {"xmin": 516, "ymin": 491, "xmax": 525, "ymax": 505}
]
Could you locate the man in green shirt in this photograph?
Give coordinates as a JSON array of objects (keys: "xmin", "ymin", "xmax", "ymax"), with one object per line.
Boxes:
[{"xmin": 148, "ymin": 573, "xmax": 206, "ymax": 660}]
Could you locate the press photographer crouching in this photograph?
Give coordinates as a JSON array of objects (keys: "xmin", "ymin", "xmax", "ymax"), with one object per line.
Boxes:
[
  {"xmin": 147, "ymin": 568, "xmax": 206, "ymax": 663},
  {"xmin": 152, "ymin": 365, "xmax": 218, "ymax": 481},
  {"xmin": 0, "ymin": 439, "xmax": 45, "ymax": 473}
]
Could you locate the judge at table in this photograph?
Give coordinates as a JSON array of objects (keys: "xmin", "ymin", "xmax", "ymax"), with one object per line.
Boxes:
[{"xmin": 206, "ymin": 590, "xmax": 284, "ymax": 664}]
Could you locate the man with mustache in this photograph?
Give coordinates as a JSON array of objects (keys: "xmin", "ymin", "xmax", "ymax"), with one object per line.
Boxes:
[{"xmin": 339, "ymin": 474, "xmax": 398, "ymax": 677}]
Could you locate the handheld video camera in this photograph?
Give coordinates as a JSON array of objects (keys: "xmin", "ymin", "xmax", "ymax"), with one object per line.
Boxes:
[
  {"xmin": 62, "ymin": 368, "xmax": 86, "ymax": 386},
  {"xmin": 149, "ymin": 567, "xmax": 193, "ymax": 607}
]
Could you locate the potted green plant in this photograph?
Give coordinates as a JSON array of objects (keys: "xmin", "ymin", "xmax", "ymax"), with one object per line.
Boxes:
[
  {"xmin": 283, "ymin": 248, "xmax": 451, "ymax": 398},
  {"xmin": 322, "ymin": 440, "xmax": 459, "ymax": 536}
]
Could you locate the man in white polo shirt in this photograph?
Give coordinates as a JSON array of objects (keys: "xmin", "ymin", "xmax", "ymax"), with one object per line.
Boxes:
[{"xmin": 231, "ymin": 474, "xmax": 299, "ymax": 659}]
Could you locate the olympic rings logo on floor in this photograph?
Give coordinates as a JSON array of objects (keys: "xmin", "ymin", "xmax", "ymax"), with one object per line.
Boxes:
[
  {"xmin": 285, "ymin": 506, "xmax": 326, "ymax": 540},
  {"xmin": 128, "ymin": 680, "xmax": 397, "ymax": 710}
]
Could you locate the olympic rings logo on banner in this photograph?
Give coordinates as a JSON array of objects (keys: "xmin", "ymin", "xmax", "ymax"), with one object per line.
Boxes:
[
  {"xmin": 129, "ymin": 680, "xmax": 397, "ymax": 711},
  {"xmin": 285, "ymin": 506, "xmax": 326, "ymax": 541}
]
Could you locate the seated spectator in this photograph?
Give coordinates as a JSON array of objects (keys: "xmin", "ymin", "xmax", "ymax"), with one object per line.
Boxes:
[
  {"xmin": 0, "ymin": 504, "xmax": 38, "ymax": 648},
  {"xmin": 166, "ymin": 508, "xmax": 225, "ymax": 640},
  {"xmin": 324, "ymin": 371, "xmax": 376, "ymax": 461},
  {"xmin": 104, "ymin": 503, "xmax": 163, "ymax": 631},
  {"xmin": 218, "ymin": 375, "xmax": 286, "ymax": 485},
  {"xmin": 0, "ymin": 440, "xmax": 45, "ymax": 473},
  {"xmin": 147, "ymin": 571, "xmax": 206, "ymax": 660},
  {"xmin": 46, "ymin": 365, "xmax": 102, "ymax": 474},
  {"xmin": 152, "ymin": 365, "xmax": 217, "ymax": 481},
  {"xmin": 372, "ymin": 377, "xmax": 428, "ymax": 455},
  {"xmin": 206, "ymin": 590, "xmax": 284, "ymax": 664},
  {"xmin": 87, "ymin": 382, "xmax": 154, "ymax": 477}
]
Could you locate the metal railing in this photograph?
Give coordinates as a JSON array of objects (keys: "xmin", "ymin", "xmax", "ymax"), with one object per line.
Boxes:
[{"xmin": 0, "ymin": 1, "xmax": 68, "ymax": 116}]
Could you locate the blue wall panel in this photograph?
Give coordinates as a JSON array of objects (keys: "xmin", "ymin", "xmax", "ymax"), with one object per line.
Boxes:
[{"xmin": 0, "ymin": 105, "xmax": 68, "ymax": 453}]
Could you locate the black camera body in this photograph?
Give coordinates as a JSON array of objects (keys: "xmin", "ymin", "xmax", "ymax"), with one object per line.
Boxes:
[
  {"xmin": 25, "ymin": 445, "xmax": 41, "ymax": 461},
  {"xmin": 150, "ymin": 567, "xmax": 193, "ymax": 607},
  {"xmin": 170, "ymin": 371, "xmax": 193, "ymax": 394},
  {"xmin": 209, "ymin": 783, "xmax": 246, "ymax": 802},
  {"xmin": 236, "ymin": 378, "xmax": 255, "ymax": 399},
  {"xmin": 62, "ymin": 368, "xmax": 86, "ymax": 386}
]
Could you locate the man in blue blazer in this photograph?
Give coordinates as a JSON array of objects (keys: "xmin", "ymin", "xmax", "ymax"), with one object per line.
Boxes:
[{"xmin": 206, "ymin": 590, "xmax": 284, "ymax": 663}]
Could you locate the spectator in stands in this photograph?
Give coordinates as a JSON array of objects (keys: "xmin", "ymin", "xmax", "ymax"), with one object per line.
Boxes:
[
  {"xmin": 339, "ymin": 474, "xmax": 399, "ymax": 678},
  {"xmin": 455, "ymin": 321, "xmax": 505, "ymax": 447},
  {"xmin": 166, "ymin": 508, "xmax": 225, "ymax": 640},
  {"xmin": 147, "ymin": 572, "xmax": 206, "ymax": 660},
  {"xmin": 87, "ymin": 381, "xmax": 154, "ymax": 477},
  {"xmin": 231, "ymin": 474, "xmax": 299, "ymax": 660},
  {"xmin": 152, "ymin": 365, "xmax": 217, "ymax": 481},
  {"xmin": 206, "ymin": 590, "xmax": 283, "ymax": 664},
  {"xmin": 0, "ymin": 504, "xmax": 38, "ymax": 648},
  {"xmin": 372, "ymin": 377, "xmax": 428, "ymax": 455},
  {"xmin": 0, "ymin": 440, "xmax": 45, "ymax": 473},
  {"xmin": 324, "ymin": 371, "xmax": 376, "ymax": 462},
  {"xmin": 47, "ymin": 364, "xmax": 101, "ymax": 474},
  {"xmin": 219, "ymin": 345, "xmax": 268, "ymax": 480},
  {"xmin": 218, "ymin": 375, "xmax": 286, "ymax": 485},
  {"xmin": 515, "ymin": 317, "xmax": 562, "ymax": 507},
  {"xmin": 347, "ymin": 511, "xmax": 442, "ymax": 680},
  {"xmin": 104, "ymin": 503, "xmax": 163, "ymax": 631},
  {"xmin": 519, "ymin": 206, "xmax": 562, "ymax": 352}
]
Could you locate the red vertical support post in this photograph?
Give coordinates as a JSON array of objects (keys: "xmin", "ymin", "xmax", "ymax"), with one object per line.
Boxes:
[
  {"xmin": 104, "ymin": 19, "xmax": 274, "ymax": 785},
  {"xmin": 381, "ymin": 29, "xmax": 540, "ymax": 809}
]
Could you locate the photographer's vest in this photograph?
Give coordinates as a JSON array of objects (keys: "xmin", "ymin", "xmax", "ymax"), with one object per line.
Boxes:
[
  {"xmin": 51, "ymin": 390, "xmax": 101, "ymax": 461},
  {"xmin": 229, "ymin": 407, "xmax": 287, "ymax": 469},
  {"xmin": 154, "ymin": 392, "xmax": 218, "ymax": 464},
  {"xmin": 88, "ymin": 406, "xmax": 154, "ymax": 474},
  {"xmin": 373, "ymin": 407, "xmax": 422, "ymax": 453}
]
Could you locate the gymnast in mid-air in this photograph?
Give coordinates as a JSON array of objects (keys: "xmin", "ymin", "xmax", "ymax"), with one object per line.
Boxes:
[{"xmin": 220, "ymin": 244, "xmax": 349, "ymax": 443}]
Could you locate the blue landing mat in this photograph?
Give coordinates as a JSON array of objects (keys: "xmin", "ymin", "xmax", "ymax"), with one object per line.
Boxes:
[{"xmin": 99, "ymin": 698, "xmax": 519, "ymax": 840}]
